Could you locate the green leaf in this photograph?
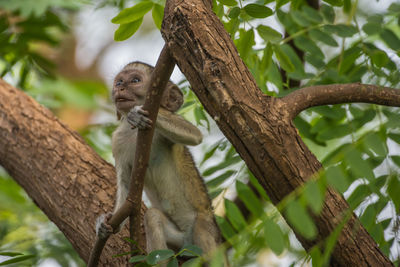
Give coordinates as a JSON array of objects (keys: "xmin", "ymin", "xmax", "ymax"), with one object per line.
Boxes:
[
  {"xmin": 305, "ymin": 53, "xmax": 325, "ymax": 68},
  {"xmin": 167, "ymin": 257, "xmax": 179, "ymax": 267},
  {"xmin": 389, "ymin": 3, "xmax": 400, "ymax": 13},
  {"xmin": 206, "ymin": 171, "xmax": 235, "ymax": 188},
  {"xmin": 0, "ymin": 252, "xmax": 23, "ymax": 257},
  {"xmin": 225, "ymin": 199, "xmax": 247, "ymax": 231},
  {"xmin": 202, "ymin": 156, "xmax": 241, "ymax": 176},
  {"xmin": 389, "ymin": 134, "xmax": 400, "ymax": 144},
  {"xmin": 309, "ymin": 28, "xmax": 338, "ymax": 47},
  {"xmin": 325, "ymin": 165, "xmax": 349, "ymax": 193},
  {"xmin": 360, "ymin": 204, "xmax": 377, "ymax": 229},
  {"xmin": 273, "ymin": 44, "xmax": 295, "ymax": 72},
  {"xmin": 217, "ymin": 0, "xmax": 237, "ymax": 6},
  {"xmin": 285, "ymin": 200, "xmax": 317, "ymax": 239},
  {"xmin": 146, "ymin": 250, "xmax": 175, "ymax": 265},
  {"xmin": 318, "ymin": 125, "xmax": 352, "ymax": 141},
  {"xmin": 215, "ymin": 216, "xmax": 236, "ymax": 241},
  {"xmin": 353, "ymin": 109, "xmax": 376, "ymax": 128},
  {"xmin": 339, "ymin": 47, "xmax": 362, "ymax": 74},
  {"xmin": 304, "ymin": 180, "xmax": 324, "ymax": 214},
  {"xmin": 362, "ymin": 22, "xmax": 382, "ymax": 35},
  {"xmin": 180, "ymin": 245, "xmax": 203, "ymax": 257},
  {"xmin": 310, "ymin": 247, "xmax": 323, "ymax": 267},
  {"xmin": 349, "ymin": 105, "xmax": 364, "ymax": 118},
  {"xmin": 302, "ymin": 6, "xmax": 323, "ymax": 24},
  {"xmin": 347, "ymin": 184, "xmax": 370, "ymax": 209},
  {"xmin": 264, "ymin": 218, "xmax": 285, "ymax": 255},
  {"xmin": 152, "ymin": 4, "xmax": 164, "ymax": 29},
  {"xmin": 266, "ymin": 62, "xmax": 283, "ymax": 90},
  {"xmin": 181, "ymin": 258, "xmax": 202, "ymax": 267},
  {"xmin": 201, "ymin": 139, "xmax": 224, "ymax": 165},
  {"xmin": 391, "ymin": 156, "xmax": 400, "ymax": 167},
  {"xmin": 323, "ymin": 24, "xmax": 358, "ymax": 37},
  {"xmin": 371, "ymin": 50, "xmax": 389, "ymax": 67},
  {"xmin": 323, "ymin": 0, "xmax": 343, "ymax": 6},
  {"xmin": 371, "ymin": 175, "xmax": 388, "ymax": 190},
  {"xmin": 111, "ymin": 2, "xmax": 153, "ymax": 24},
  {"xmin": 194, "ymin": 106, "xmax": 209, "ymax": 128},
  {"xmin": 380, "ymin": 29, "xmax": 400, "ymax": 51},
  {"xmin": 114, "ymin": 18, "xmax": 143, "ymax": 41},
  {"xmin": 129, "ymin": 255, "xmax": 147, "ymax": 263},
  {"xmin": 210, "ymin": 248, "xmax": 225, "ymax": 267},
  {"xmin": 291, "ymin": 10, "xmax": 311, "ymax": 27},
  {"xmin": 314, "ymin": 105, "xmax": 346, "ymax": 120},
  {"xmin": 249, "ymin": 171, "xmax": 270, "ymax": 200},
  {"xmin": 321, "ymin": 4, "xmax": 335, "ymax": 23},
  {"xmin": 236, "ymin": 29, "xmax": 255, "ymax": 59},
  {"xmin": 364, "ymin": 133, "xmax": 387, "ymax": 157},
  {"xmin": 344, "ymin": 149, "xmax": 374, "ymax": 181},
  {"xmin": 257, "ymin": 25, "xmax": 282, "ymax": 43},
  {"xmin": 294, "ymin": 36, "xmax": 324, "ymax": 58},
  {"xmin": 236, "ymin": 180, "xmax": 263, "ymax": 217},
  {"xmin": 343, "ymin": 0, "xmax": 351, "ymax": 13},
  {"xmin": 281, "ymin": 44, "xmax": 305, "ymax": 76},
  {"xmin": 276, "ymin": 0, "xmax": 290, "ymax": 8},
  {"xmin": 228, "ymin": 7, "xmax": 240, "ymax": 18},
  {"xmin": 260, "ymin": 43, "xmax": 273, "ymax": 71},
  {"xmin": 244, "ymin": 4, "xmax": 273, "ymax": 18},
  {"xmin": 0, "ymin": 255, "xmax": 35, "ymax": 266}
]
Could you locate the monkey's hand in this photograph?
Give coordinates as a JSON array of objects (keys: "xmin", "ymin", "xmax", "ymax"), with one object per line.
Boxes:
[
  {"xmin": 95, "ymin": 213, "xmax": 114, "ymax": 239},
  {"xmin": 127, "ymin": 106, "xmax": 153, "ymax": 130}
]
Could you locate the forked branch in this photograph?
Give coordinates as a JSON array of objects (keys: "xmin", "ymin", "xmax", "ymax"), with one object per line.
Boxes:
[
  {"xmin": 281, "ymin": 83, "xmax": 400, "ymax": 119},
  {"xmin": 87, "ymin": 45, "xmax": 175, "ymax": 267}
]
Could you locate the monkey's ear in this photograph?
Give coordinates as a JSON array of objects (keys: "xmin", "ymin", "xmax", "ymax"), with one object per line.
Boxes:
[{"xmin": 161, "ymin": 83, "xmax": 183, "ymax": 112}]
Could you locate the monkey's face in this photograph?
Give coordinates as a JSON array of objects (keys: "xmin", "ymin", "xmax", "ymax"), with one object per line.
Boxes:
[{"xmin": 112, "ymin": 69, "xmax": 148, "ymax": 114}]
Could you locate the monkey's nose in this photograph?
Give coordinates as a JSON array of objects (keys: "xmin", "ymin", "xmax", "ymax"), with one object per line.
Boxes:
[{"xmin": 120, "ymin": 87, "xmax": 125, "ymax": 91}]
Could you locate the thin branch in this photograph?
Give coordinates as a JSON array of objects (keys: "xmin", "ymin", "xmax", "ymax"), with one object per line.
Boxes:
[
  {"xmin": 281, "ymin": 83, "xmax": 400, "ymax": 119},
  {"xmin": 87, "ymin": 45, "xmax": 175, "ymax": 267}
]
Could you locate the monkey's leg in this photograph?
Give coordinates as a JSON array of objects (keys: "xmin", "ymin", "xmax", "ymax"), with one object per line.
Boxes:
[
  {"xmin": 192, "ymin": 214, "xmax": 220, "ymax": 255},
  {"xmin": 144, "ymin": 207, "xmax": 184, "ymax": 253}
]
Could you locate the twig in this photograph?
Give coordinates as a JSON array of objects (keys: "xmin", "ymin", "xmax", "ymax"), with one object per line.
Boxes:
[{"xmin": 87, "ymin": 45, "xmax": 175, "ymax": 266}]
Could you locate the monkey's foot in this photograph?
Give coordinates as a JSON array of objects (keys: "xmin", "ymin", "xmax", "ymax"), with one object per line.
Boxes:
[{"xmin": 95, "ymin": 213, "xmax": 114, "ymax": 239}]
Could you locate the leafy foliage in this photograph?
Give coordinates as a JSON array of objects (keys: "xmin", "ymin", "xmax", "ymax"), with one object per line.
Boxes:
[
  {"xmin": 0, "ymin": 169, "xmax": 85, "ymax": 266},
  {"xmin": 0, "ymin": 252, "xmax": 34, "ymax": 266},
  {"xmin": 124, "ymin": 245, "xmax": 203, "ymax": 266}
]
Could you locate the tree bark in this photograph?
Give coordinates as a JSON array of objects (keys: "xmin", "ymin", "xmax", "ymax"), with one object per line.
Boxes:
[
  {"xmin": 0, "ymin": 78, "xmax": 144, "ymax": 266},
  {"xmin": 161, "ymin": 0, "xmax": 393, "ymax": 266}
]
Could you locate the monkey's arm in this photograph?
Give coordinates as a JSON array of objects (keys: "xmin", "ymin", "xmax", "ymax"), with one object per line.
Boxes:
[{"xmin": 155, "ymin": 108, "xmax": 203, "ymax": 146}]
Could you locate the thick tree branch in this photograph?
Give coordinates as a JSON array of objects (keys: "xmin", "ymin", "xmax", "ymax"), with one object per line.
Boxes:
[
  {"xmin": 0, "ymin": 79, "xmax": 138, "ymax": 265},
  {"xmin": 161, "ymin": 0, "xmax": 393, "ymax": 266},
  {"xmin": 281, "ymin": 83, "xmax": 400, "ymax": 119},
  {"xmin": 87, "ymin": 45, "xmax": 175, "ymax": 267}
]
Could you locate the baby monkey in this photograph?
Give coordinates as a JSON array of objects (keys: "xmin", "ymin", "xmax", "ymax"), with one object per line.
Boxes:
[{"xmin": 96, "ymin": 62, "xmax": 222, "ymax": 262}]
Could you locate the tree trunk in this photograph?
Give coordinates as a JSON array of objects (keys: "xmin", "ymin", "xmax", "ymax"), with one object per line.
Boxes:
[
  {"xmin": 0, "ymin": 79, "xmax": 145, "ymax": 266},
  {"xmin": 161, "ymin": 0, "xmax": 392, "ymax": 266}
]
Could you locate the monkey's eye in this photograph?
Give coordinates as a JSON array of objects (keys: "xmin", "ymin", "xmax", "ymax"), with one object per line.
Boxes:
[
  {"xmin": 116, "ymin": 79, "xmax": 123, "ymax": 86},
  {"xmin": 131, "ymin": 77, "xmax": 141, "ymax": 83}
]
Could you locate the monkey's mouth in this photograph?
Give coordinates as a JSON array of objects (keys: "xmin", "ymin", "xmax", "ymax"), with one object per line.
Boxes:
[{"xmin": 115, "ymin": 97, "xmax": 134, "ymax": 103}]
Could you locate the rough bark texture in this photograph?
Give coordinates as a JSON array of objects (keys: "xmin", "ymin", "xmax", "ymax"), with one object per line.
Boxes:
[
  {"xmin": 0, "ymin": 78, "xmax": 144, "ymax": 266},
  {"xmin": 161, "ymin": 0, "xmax": 393, "ymax": 266},
  {"xmin": 282, "ymin": 83, "xmax": 400, "ymax": 118}
]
